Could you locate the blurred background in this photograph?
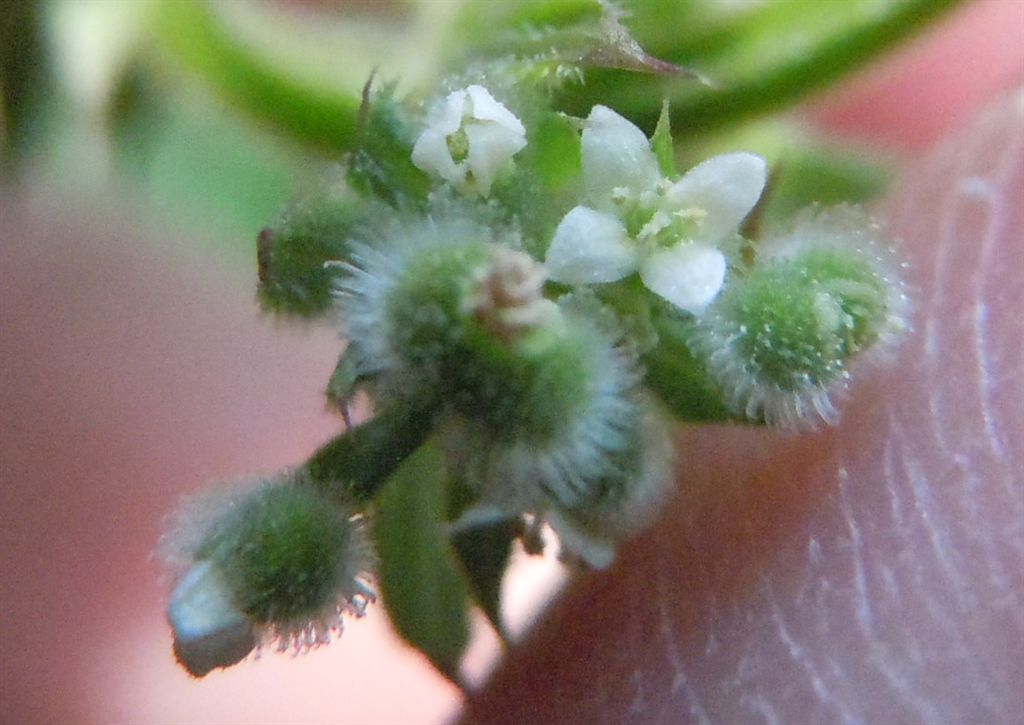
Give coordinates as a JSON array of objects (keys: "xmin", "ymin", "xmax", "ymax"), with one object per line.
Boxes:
[{"xmin": 1, "ymin": 1, "xmax": 1021, "ymax": 723}]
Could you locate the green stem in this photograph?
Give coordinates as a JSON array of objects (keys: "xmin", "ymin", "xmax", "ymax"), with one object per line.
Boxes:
[
  {"xmin": 306, "ymin": 390, "xmax": 440, "ymax": 504},
  {"xmin": 153, "ymin": 0, "xmax": 360, "ymax": 154},
  {"xmin": 672, "ymin": 0, "xmax": 964, "ymax": 134},
  {"xmin": 643, "ymin": 313, "xmax": 738, "ymax": 424},
  {"xmin": 560, "ymin": 0, "xmax": 965, "ymax": 135}
]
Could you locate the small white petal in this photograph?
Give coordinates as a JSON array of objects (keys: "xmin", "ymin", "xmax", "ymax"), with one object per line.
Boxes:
[
  {"xmin": 168, "ymin": 560, "xmax": 257, "ymax": 677},
  {"xmin": 668, "ymin": 152, "xmax": 766, "ymax": 243},
  {"xmin": 410, "ymin": 89, "xmax": 469, "ymax": 188},
  {"xmin": 465, "ymin": 122, "xmax": 527, "ymax": 195},
  {"xmin": 436, "ymin": 88, "xmax": 468, "ymax": 135},
  {"xmin": 581, "ymin": 105, "xmax": 661, "ymax": 209},
  {"xmin": 545, "ymin": 206, "xmax": 636, "ymax": 284},
  {"xmin": 411, "ymin": 129, "xmax": 465, "ymax": 188},
  {"xmin": 466, "ymin": 85, "xmax": 525, "ymax": 135},
  {"xmin": 640, "ymin": 243, "xmax": 726, "ymax": 315}
]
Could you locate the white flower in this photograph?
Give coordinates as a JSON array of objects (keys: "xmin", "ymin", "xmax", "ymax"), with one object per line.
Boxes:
[
  {"xmin": 411, "ymin": 85, "xmax": 527, "ymax": 197},
  {"xmin": 545, "ymin": 105, "xmax": 767, "ymax": 315}
]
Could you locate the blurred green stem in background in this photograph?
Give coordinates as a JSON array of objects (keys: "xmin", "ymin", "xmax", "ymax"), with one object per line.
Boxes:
[
  {"xmin": 153, "ymin": 0, "xmax": 361, "ymax": 155},
  {"xmin": 150, "ymin": 0, "xmax": 963, "ymax": 155},
  {"xmin": 559, "ymin": 0, "xmax": 964, "ymax": 134}
]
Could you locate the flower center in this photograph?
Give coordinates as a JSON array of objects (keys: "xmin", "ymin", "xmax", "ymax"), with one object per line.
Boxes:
[
  {"xmin": 611, "ymin": 182, "xmax": 706, "ymax": 252},
  {"xmin": 446, "ymin": 128, "xmax": 470, "ymax": 164},
  {"xmin": 466, "ymin": 247, "xmax": 553, "ymax": 342}
]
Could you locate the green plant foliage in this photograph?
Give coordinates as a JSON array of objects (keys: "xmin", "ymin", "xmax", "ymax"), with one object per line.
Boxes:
[
  {"xmin": 0, "ymin": 0, "xmax": 49, "ymax": 172},
  {"xmin": 373, "ymin": 445, "xmax": 471, "ymax": 679},
  {"xmin": 148, "ymin": 0, "xmax": 922, "ymax": 681},
  {"xmin": 492, "ymin": 111, "xmax": 581, "ymax": 258}
]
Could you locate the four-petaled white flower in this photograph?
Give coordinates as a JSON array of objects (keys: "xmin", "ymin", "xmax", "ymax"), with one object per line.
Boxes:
[
  {"xmin": 545, "ymin": 105, "xmax": 767, "ymax": 315},
  {"xmin": 411, "ymin": 85, "xmax": 527, "ymax": 197}
]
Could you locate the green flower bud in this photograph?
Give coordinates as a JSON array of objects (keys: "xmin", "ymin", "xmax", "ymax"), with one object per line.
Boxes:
[
  {"xmin": 447, "ymin": 292, "xmax": 672, "ymax": 567},
  {"xmin": 545, "ymin": 400, "xmax": 673, "ymax": 569},
  {"xmin": 692, "ymin": 206, "xmax": 908, "ymax": 430},
  {"xmin": 338, "ymin": 217, "xmax": 673, "ymax": 566},
  {"xmin": 257, "ymin": 176, "xmax": 375, "ymax": 319},
  {"xmin": 161, "ymin": 473, "xmax": 374, "ymax": 676},
  {"xmin": 335, "ymin": 213, "xmax": 517, "ymax": 389},
  {"xmin": 762, "ymin": 206, "xmax": 909, "ymax": 347}
]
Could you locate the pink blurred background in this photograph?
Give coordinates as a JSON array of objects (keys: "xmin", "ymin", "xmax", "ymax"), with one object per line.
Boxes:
[{"xmin": 1, "ymin": 1, "xmax": 1021, "ymax": 722}]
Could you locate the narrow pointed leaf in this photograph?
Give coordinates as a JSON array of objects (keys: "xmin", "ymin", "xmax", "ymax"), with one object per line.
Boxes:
[
  {"xmin": 451, "ymin": 518, "xmax": 518, "ymax": 639},
  {"xmin": 374, "ymin": 445, "xmax": 471, "ymax": 680}
]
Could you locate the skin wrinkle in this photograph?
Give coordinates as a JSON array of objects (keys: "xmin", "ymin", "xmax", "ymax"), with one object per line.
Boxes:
[
  {"xmin": 462, "ymin": 90, "xmax": 1024, "ymax": 725},
  {"xmin": 889, "ymin": 422, "xmax": 1009, "ymax": 716},
  {"xmin": 741, "ymin": 691, "xmax": 784, "ymax": 725},
  {"xmin": 835, "ymin": 465, "xmax": 875, "ymax": 634},
  {"xmin": 655, "ymin": 570, "xmax": 712, "ymax": 725},
  {"xmin": 762, "ymin": 577, "xmax": 856, "ymax": 724}
]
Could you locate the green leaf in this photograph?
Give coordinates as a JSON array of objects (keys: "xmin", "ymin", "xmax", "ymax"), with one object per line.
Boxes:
[
  {"xmin": 0, "ymin": 0, "xmax": 49, "ymax": 173},
  {"xmin": 374, "ymin": 445, "xmax": 471, "ymax": 679},
  {"xmin": 650, "ymin": 100, "xmax": 675, "ymax": 178},
  {"xmin": 446, "ymin": 0, "xmax": 602, "ymax": 66},
  {"xmin": 451, "ymin": 518, "xmax": 517, "ymax": 639}
]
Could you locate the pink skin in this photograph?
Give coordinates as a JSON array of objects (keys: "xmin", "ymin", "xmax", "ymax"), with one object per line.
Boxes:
[{"xmin": 1, "ymin": 2, "xmax": 1021, "ymax": 722}]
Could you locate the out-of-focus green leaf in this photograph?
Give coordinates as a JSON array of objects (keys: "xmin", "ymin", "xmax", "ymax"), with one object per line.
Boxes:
[
  {"xmin": 446, "ymin": 0, "xmax": 601, "ymax": 65},
  {"xmin": 374, "ymin": 444, "xmax": 471, "ymax": 680},
  {"xmin": 448, "ymin": 0, "xmax": 697, "ymax": 83},
  {"xmin": 493, "ymin": 110, "xmax": 580, "ymax": 258},
  {"xmin": 139, "ymin": 99, "xmax": 299, "ymax": 259}
]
